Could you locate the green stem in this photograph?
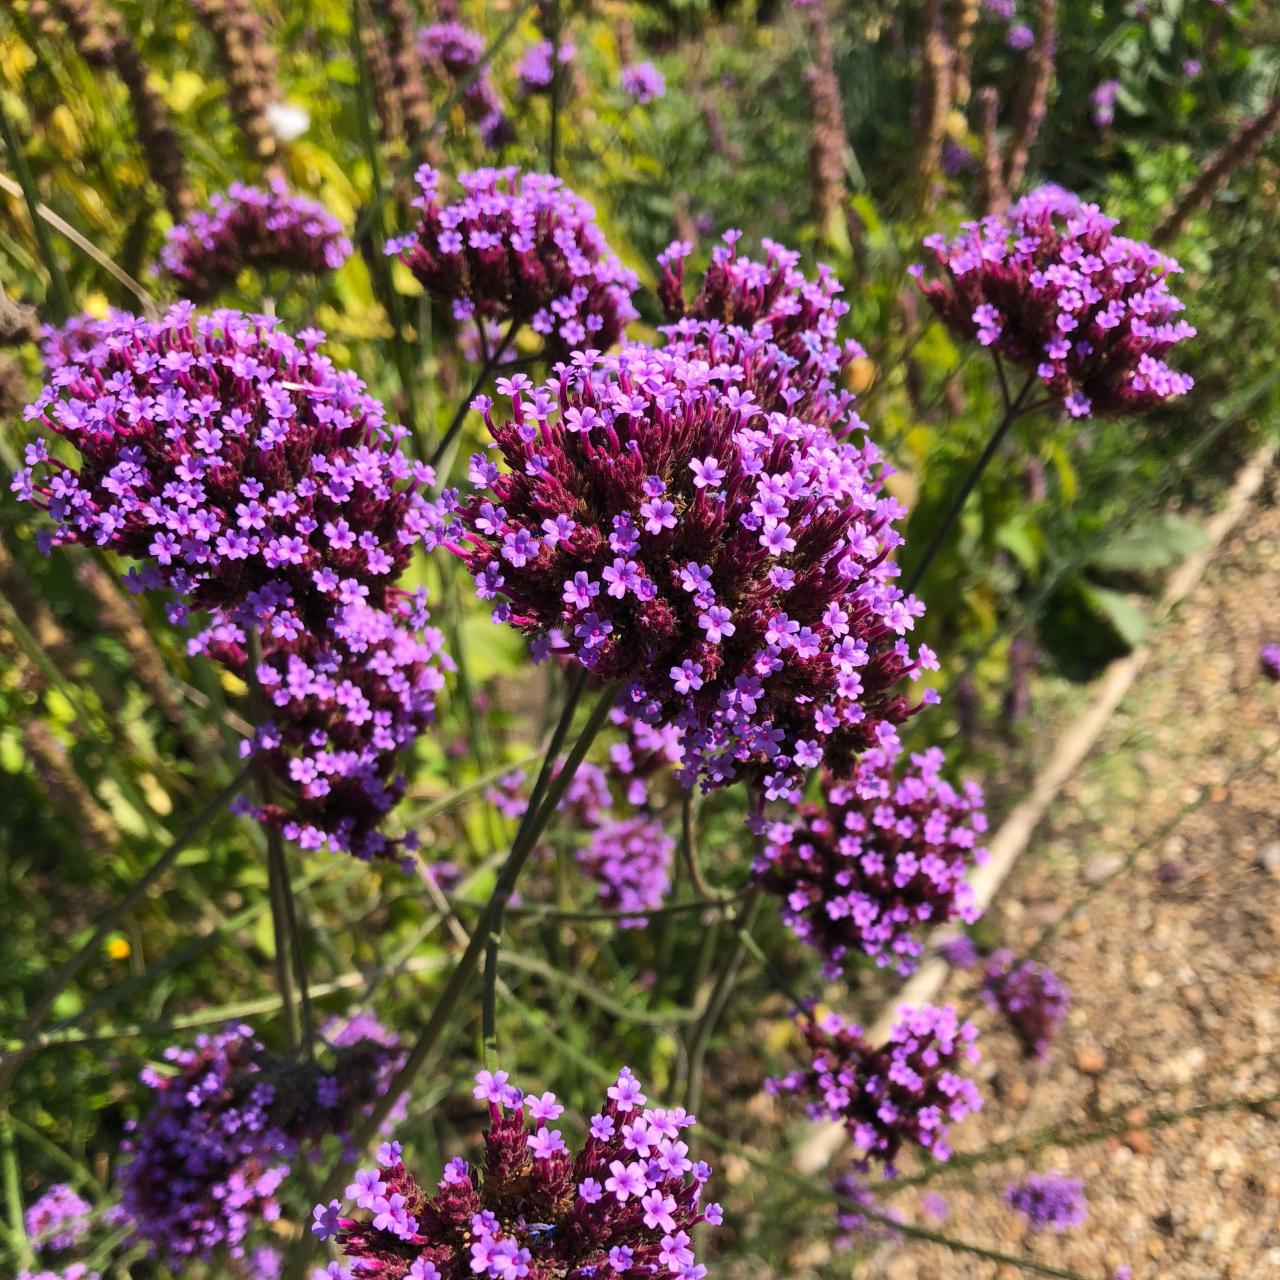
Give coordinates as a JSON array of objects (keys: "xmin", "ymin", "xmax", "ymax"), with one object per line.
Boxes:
[
  {"xmin": 428, "ymin": 319, "xmax": 520, "ymax": 474},
  {"xmin": 0, "ymin": 1113, "xmax": 32, "ymax": 1272}
]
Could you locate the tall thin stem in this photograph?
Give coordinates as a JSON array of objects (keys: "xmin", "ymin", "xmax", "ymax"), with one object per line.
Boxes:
[
  {"xmin": 428, "ymin": 319, "xmax": 520, "ymax": 474},
  {"xmin": 548, "ymin": 0, "xmax": 563, "ymax": 177},
  {"xmin": 903, "ymin": 367, "xmax": 1037, "ymax": 595}
]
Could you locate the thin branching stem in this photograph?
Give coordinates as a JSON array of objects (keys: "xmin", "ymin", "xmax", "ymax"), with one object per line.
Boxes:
[{"xmin": 428, "ymin": 317, "xmax": 521, "ymax": 474}]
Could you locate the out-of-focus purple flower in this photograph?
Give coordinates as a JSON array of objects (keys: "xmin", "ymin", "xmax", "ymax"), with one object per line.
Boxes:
[
  {"xmin": 1004, "ymin": 1173, "xmax": 1087, "ymax": 1232},
  {"xmin": 1260, "ymin": 642, "xmax": 1280, "ymax": 680},
  {"xmin": 754, "ymin": 745, "xmax": 988, "ymax": 977},
  {"xmin": 25, "ymin": 1185, "xmax": 91, "ymax": 1254},
  {"xmin": 920, "ymin": 1190, "xmax": 950, "ymax": 1221},
  {"xmin": 417, "ymin": 22, "xmax": 511, "ymax": 147},
  {"xmin": 158, "ymin": 180, "xmax": 350, "ymax": 302},
  {"xmin": 19, "ymin": 1268, "xmax": 100, "ymax": 1280},
  {"xmin": 16, "ymin": 306, "xmax": 450, "ymax": 859},
  {"xmin": 766, "ymin": 1006, "xmax": 982, "ymax": 1171},
  {"xmin": 1182, "ymin": 58, "xmax": 1202, "ymax": 77},
  {"xmin": 439, "ymin": 337, "xmax": 931, "ymax": 800},
  {"xmin": 391, "ymin": 166, "xmax": 638, "ymax": 360},
  {"xmin": 621, "ymin": 61, "xmax": 666, "ymax": 104},
  {"xmin": 313, "ymin": 1067, "xmax": 719, "ymax": 1278},
  {"xmin": 941, "ymin": 138, "xmax": 974, "ymax": 176},
  {"xmin": 981, "ymin": 950, "xmax": 1070, "ymax": 1059},
  {"xmin": 576, "ymin": 815, "xmax": 674, "ymax": 925},
  {"xmin": 938, "ymin": 933, "xmax": 981, "ymax": 969},
  {"xmin": 515, "ymin": 39, "xmax": 575, "ymax": 95},
  {"xmin": 982, "ymin": 0, "xmax": 1017, "ymax": 17},
  {"xmin": 1007, "ymin": 22, "xmax": 1034, "ymax": 49},
  {"xmin": 914, "ymin": 197, "xmax": 1195, "ymax": 418},
  {"xmin": 831, "ymin": 1172, "xmax": 900, "ymax": 1249},
  {"xmin": 1091, "ymin": 78, "xmax": 1120, "ymax": 126},
  {"xmin": 120, "ymin": 1019, "xmax": 402, "ymax": 1265}
]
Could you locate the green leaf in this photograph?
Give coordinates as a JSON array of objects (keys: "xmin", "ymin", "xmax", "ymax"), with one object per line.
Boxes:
[
  {"xmin": 1083, "ymin": 583, "xmax": 1149, "ymax": 648},
  {"xmin": 1091, "ymin": 514, "xmax": 1206, "ymax": 575}
]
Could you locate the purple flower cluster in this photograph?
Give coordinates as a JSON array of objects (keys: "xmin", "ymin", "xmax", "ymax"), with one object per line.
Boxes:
[
  {"xmin": 15, "ymin": 306, "xmax": 450, "ymax": 858},
  {"xmin": 390, "ymin": 166, "xmax": 638, "ymax": 361},
  {"xmin": 417, "ymin": 23, "xmax": 511, "ymax": 147},
  {"xmin": 515, "ymin": 39, "xmax": 576, "ymax": 96},
  {"xmin": 439, "ymin": 337, "xmax": 932, "ymax": 800},
  {"xmin": 19, "ymin": 1268, "xmax": 99, "ymax": 1280},
  {"xmin": 1091, "ymin": 78, "xmax": 1121, "ymax": 126},
  {"xmin": 24, "ymin": 1184, "xmax": 91, "ymax": 1253},
  {"xmin": 576, "ymin": 815, "xmax": 674, "ymax": 925},
  {"xmin": 311, "ymin": 1067, "xmax": 720, "ymax": 1280},
  {"xmin": 621, "ymin": 62, "xmax": 665, "ymax": 104},
  {"xmin": 754, "ymin": 745, "xmax": 988, "ymax": 977},
  {"xmin": 120, "ymin": 1019, "xmax": 401, "ymax": 1265},
  {"xmin": 766, "ymin": 1006, "xmax": 982, "ymax": 1170},
  {"xmin": 831, "ymin": 1173, "xmax": 900, "ymax": 1248},
  {"xmin": 981, "ymin": 950, "xmax": 1070, "ymax": 1059},
  {"xmin": 158, "ymin": 180, "xmax": 351, "ymax": 303},
  {"xmin": 1003, "ymin": 1173, "xmax": 1087, "ymax": 1232},
  {"xmin": 1260, "ymin": 642, "xmax": 1280, "ymax": 680},
  {"xmin": 913, "ymin": 197, "xmax": 1195, "ymax": 418}
]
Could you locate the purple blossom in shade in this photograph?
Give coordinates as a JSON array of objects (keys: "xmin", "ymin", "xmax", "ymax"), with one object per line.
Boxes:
[
  {"xmin": 754, "ymin": 745, "xmax": 987, "ymax": 976},
  {"xmin": 920, "ymin": 1191, "xmax": 949, "ymax": 1221},
  {"xmin": 440, "ymin": 338, "xmax": 930, "ymax": 801},
  {"xmin": 1006, "ymin": 22, "xmax": 1034, "ymax": 49},
  {"xmin": 981, "ymin": 950, "xmax": 1070, "ymax": 1059},
  {"xmin": 24, "ymin": 1184, "xmax": 92, "ymax": 1253},
  {"xmin": 15, "ymin": 306, "xmax": 451, "ymax": 860},
  {"xmin": 1003, "ymin": 1173, "xmax": 1087, "ymax": 1232},
  {"xmin": 1260, "ymin": 642, "xmax": 1280, "ymax": 680},
  {"xmin": 313, "ymin": 1067, "xmax": 719, "ymax": 1280},
  {"xmin": 937, "ymin": 933, "xmax": 980, "ymax": 969},
  {"xmin": 913, "ymin": 198, "xmax": 1195, "ymax": 419},
  {"xmin": 767, "ymin": 1006, "xmax": 982, "ymax": 1171},
  {"xmin": 417, "ymin": 22, "xmax": 512, "ymax": 147},
  {"xmin": 157, "ymin": 180, "xmax": 351, "ymax": 303},
  {"xmin": 18, "ymin": 1268, "xmax": 100, "ymax": 1280},
  {"xmin": 576, "ymin": 815, "xmax": 674, "ymax": 925},
  {"xmin": 1091, "ymin": 78, "xmax": 1121, "ymax": 126},
  {"xmin": 830, "ymin": 1172, "xmax": 900, "ymax": 1249},
  {"xmin": 119, "ymin": 1019, "xmax": 402, "ymax": 1265},
  {"xmin": 620, "ymin": 61, "xmax": 666, "ymax": 105},
  {"xmin": 391, "ymin": 166, "xmax": 639, "ymax": 361},
  {"xmin": 982, "ymin": 0, "xmax": 1016, "ymax": 16},
  {"xmin": 515, "ymin": 39, "xmax": 576, "ymax": 95}
]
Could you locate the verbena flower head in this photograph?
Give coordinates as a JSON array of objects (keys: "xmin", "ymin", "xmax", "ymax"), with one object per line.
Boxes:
[
  {"xmin": 25, "ymin": 1184, "xmax": 92, "ymax": 1254},
  {"xmin": 1091, "ymin": 78, "xmax": 1120, "ymax": 126},
  {"xmin": 831, "ymin": 1173, "xmax": 900, "ymax": 1249},
  {"xmin": 576, "ymin": 815, "xmax": 674, "ymax": 925},
  {"xmin": 120, "ymin": 1019, "xmax": 401, "ymax": 1265},
  {"xmin": 19, "ymin": 1268, "xmax": 99, "ymax": 1280},
  {"xmin": 313, "ymin": 1067, "xmax": 720, "ymax": 1279},
  {"xmin": 937, "ymin": 933, "xmax": 980, "ymax": 969},
  {"xmin": 1260, "ymin": 642, "xmax": 1280, "ymax": 681},
  {"xmin": 439, "ymin": 341, "xmax": 932, "ymax": 800},
  {"xmin": 657, "ymin": 231, "xmax": 864, "ymax": 426},
  {"xmin": 417, "ymin": 23, "xmax": 511, "ymax": 147},
  {"xmin": 913, "ymin": 198, "xmax": 1195, "ymax": 418},
  {"xmin": 158, "ymin": 180, "xmax": 351, "ymax": 303},
  {"xmin": 515, "ymin": 39, "xmax": 575, "ymax": 95},
  {"xmin": 766, "ymin": 1006, "xmax": 981, "ymax": 1171},
  {"xmin": 981, "ymin": 950, "xmax": 1070, "ymax": 1059},
  {"xmin": 390, "ymin": 167, "xmax": 639, "ymax": 360},
  {"xmin": 1003, "ymin": 1173, "xmax": 1087, "ymax": 1232},
  {"xmin": 621, "ymin": 62, "xmax": 665, "ymax": 104},
  {"xmin": 15, "ymin": 305, "xmax": 449, "ymax": 857},
  {"xmin": 754, "ymin": 745, "xmax": 988, "ymax": 977}
]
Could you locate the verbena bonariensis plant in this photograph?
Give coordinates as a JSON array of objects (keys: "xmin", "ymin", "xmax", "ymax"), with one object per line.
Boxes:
[
  {"xmin": 310, "ymin": 1067, "xmax": 720, "ymax": 1279},
  {"xmin": 14, "ymin": 305, "xmax": 450, "ymax": 858},
  {"xmin": 23, "ymin": 1183, "xmax": 92, "ymax": 1253},
  {"xmin": 620, "ymin": 61, "xmax": 665, "ymax": 105},
  {"xmin": 753, "ymin": 744, "xmax": 988, "ymax": 977},
  {"xmin": 766, "ymin": 1006, "xmax": 982, "ymax": 1171},
  {"xmin": 1003, "ymin": 1172, "xmax": 1088, "ymax": 1232},
  {"xmin": 417, "ymin": 21, "xmax": 512, "ymax": 148},
  {"xmin": 435, "ymin": 340, "xmax": 935, "ymax": 800},
  {"xmin": 575, "ymin": 814, "xmax": 674, "ymax": 925},
  {"xmin": 389, "ymin": 166, "xmax": 639, "ymax": 364},
  {"xmin": 912, "ymin": 195, "xmax": 1196, "ymax": 419},
  {"xmin": 981, "ymin": 949, "xmax": 1071, "ymax": 1059},
  {"xmin": 158, "ymin": 179, "xmax": 352, "ymax": 303},
  {"xmin": 515, "ymin": 38, "xmax": 576, "ymax": 97},
  {"xmin": 119, "ymin": 1019, "xmax": 401, "ymax": 1265}
]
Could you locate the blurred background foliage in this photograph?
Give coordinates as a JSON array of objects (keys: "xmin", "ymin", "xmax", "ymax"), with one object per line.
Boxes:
[{"xmin": 0, "ymin": 0, "xmax": 1278, "ymax": 1275}]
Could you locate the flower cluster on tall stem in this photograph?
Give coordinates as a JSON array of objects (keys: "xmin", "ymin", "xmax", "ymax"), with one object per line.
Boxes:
[
  {"xmin": 754, "ymin": 744, "xmax": 988, "ymax": 976},
  {"xmin": 981, "ymin": 949, "xmax": 1070, "ymax": 1059},
  {"xmin": 119, "ymin": 1018, "xmax": 401, "ymax": 1265},
  {"xmin": 311, "ymin": 1067, "xmax": 720, "ymax": 1280},
  {"xmin": 158, "ymin": 179, "xmax": 352, "ymax": 302},
  {"xmin": 913, "ymin": 192, "xmax": 1195, "ymax": 419},
  {"xmin": 390, "ymin": 166, "xmax": 638, "ymax": 362},
  {"xmin": 436, "ymin": 339, "xmax": 934, "ymax": 800},
  {"xmin": 766, "ymin": 1006, "xmax": 982, "ymax": 1171},
  {"xmin": 417, "ymin": 22, "xmax": 512, "ymax": 147},
  {"xmin": 14, "ymin": 305, "xmax": 450, "ymax": 858},
  {"xmin": 1004, "ymin": 1172, "xmax": 1087, "ymax": 1231}
]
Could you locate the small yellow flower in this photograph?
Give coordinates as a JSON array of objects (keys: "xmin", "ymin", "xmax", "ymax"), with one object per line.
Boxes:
[{"xmin": 106, "ymin": 936, "xmax": 131, "ymax": 961}]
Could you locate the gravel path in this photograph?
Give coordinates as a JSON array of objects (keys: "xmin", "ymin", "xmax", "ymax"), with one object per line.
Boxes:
[{"xmin": 867, "ymin": 474, "xmax": 1280, "ymax": 1277}]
